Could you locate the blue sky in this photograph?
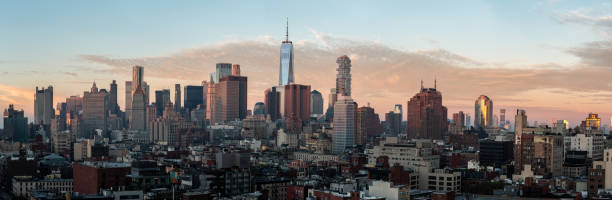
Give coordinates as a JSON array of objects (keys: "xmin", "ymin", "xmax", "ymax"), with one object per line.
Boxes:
[
  {"xmin": 1, "ymin": 0, "xmax": 612, "ymax": 127},
  {"xmin": 1, "ymin": 0, "xmax": 605, "ymax": 63}
]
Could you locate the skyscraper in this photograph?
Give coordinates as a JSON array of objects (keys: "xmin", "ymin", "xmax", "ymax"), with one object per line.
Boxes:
[
  {"xmin": 174, "ymin": 84, "xmax": 181, "ymax": 112},
  {"xmin": 130, "ymin": 88, "xmax": 146, "ymax": 131},
  {"xmin": 82, "ymin": 82, "xmax": 109, "ymax": 137},
  {"xmin": 264, "ymin": 87, "xmax": 281, "ymax": 121},
  {"xmin": 474, "ymin": 95, "xmax": 493, "ymax": 129},
  {"xmin": 385, "ymin": 111, "xmax": 402, "ymax": 136},
  {"xmin": 406, "ymin": 81, "xmax": 448, "ymax": 140},
  {"xmin": 332, "ymin": 95, "xmax": 356, "ymax": 154},
  {"xmin": 3, "ymin": 104, "xmax": 29, "ymax": 142},
  {"xmin": 284, "ymin": 83, "xmax": 311, "ymax": 123},
  {"xmin": 499, "ymin": 109, "xmax": 506, "ymax": 127},
  {"xmin": 217, "ymin": 75, "xmax": 248, "ymax": 122},
  {"xmin": 109, "ymin": 80, "xmax": 118, "ymax": 113},
  {"xmin": 132, "ymin": 66, "xmax": 144, "ymax": 94},
  {"xmin": 452, "ymin": 111, "xmax": 465, "ymax": 128},
  {"xmin": 215, "ymin": 63, "xmax": 232, "ymax": 83},
  {"xmin": 394, "ymin": 104, "xmax": 403, "ymax": 119},
  {"xmin": 335, "ymin": 55, "xmax": 352, "ymax": 96},
  {"xmin": 310, "ymin": 90, "xmax": 323, "ymax": 117},
  {"xmin": 206, "ymin": 82, "xmax": 219, "ymax": 124},
  {"xmin": 34, "ymin": 86, "xmax": 54, "ymax": 125},
  {"xmin": 184, "ymin": 85, "xmax": 204, "ymax": 113},
  {"xmin": 155, "ymin": 89, "xmax": 171, "ymax": 116},
  {"xmin": 279, "ymin": 19, "xmax": 294, "ymax": 86},
  {"xmin": 356, "ymin": 106, "xmax": 383, "ymax": 146},
  {"xmin": 201, "ymin": 81, "xmax": 208, "ymax": 111},
  {"xmin": 583, "ymin": 113, "xmax": 601, "ymax": 130},
  {"xmin": 125, "ymin": 81, "xmax": 132, "ymax": 119}
]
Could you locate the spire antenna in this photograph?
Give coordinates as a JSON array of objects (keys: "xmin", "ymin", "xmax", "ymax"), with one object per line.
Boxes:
[
  {"xmin": 434, "ymin": 77, "xmax": 437, "ymax": 90},
  {"xmin": 420, "ymin": 80, "xmax": 423, "ymax": 90},
  {"xmin": 285, "ymin": 17, "xmax": 289, "ymax": 41}
]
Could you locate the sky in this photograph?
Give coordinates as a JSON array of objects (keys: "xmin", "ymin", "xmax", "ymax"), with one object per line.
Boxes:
[{"xmin": 1, "ymin": 0, "xmax": 612, "ymax": 128}]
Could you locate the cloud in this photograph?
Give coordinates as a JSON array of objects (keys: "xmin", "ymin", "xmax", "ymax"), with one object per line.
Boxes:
[
  {"xmin": 79, "ymin": 32, "xmax": 612, "ymax": 123},
  {"xmin": 0, "ymin": 84, "xmax": 34, "ymax": 118},
  {"xmin": 567, "ymin": 40, "xmax": 612, "ymax": 67},
  {"xmin": 556, "ymin": 10, "xmax": 612, "ymax": 29},
  {"xmin": 554, "ymin": 9, "xmax": 612, "ymax": 68},
  {"xmin": 63, "ymin": 72, "xmax": 78, "ymax": 77}
]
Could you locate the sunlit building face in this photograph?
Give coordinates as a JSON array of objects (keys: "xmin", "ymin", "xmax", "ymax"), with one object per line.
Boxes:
[{"xmin": 474, "ymin": 95, "xmax": 493, "ymax": 129}]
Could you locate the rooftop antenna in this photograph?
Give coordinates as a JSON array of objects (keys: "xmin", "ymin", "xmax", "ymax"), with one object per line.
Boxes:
[
  {"xmin": 420, "ymin": 80, "xmax": 423, "ymax": 90},
  {"xmin": 434, "ymin": 77, "xmax": 437, "ymax": 90},
  {"xmin": 285, "ymin": 17, "xmax": 289, "ymax": 42}
]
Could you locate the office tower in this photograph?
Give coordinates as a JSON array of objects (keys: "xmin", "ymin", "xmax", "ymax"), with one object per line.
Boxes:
[
  {"xmin": 474, "ymin": 95, "xmax": 493, "ymax": 129},
  {"xmin": 279, "ymin": 20, "xmax": 294, "ymax": 86},
  {"xmin": 125, "ymin": 81, "xmax": 132, "ymax": 119},
  {"xmin": 143, "ymin": 81, "xmax": 150, "ymax": 105},
  {"xmin": 3, "ymin": 104, "xmax": 29, "ymax": 142},
  {"xmin": 66, "ymin": 96, "xmax": 83, "ymax": 116},
  {"xmin": 394, "ymin": 104, "xmax": 403, "ymax": 121},
  {"xmin": 184, "ymin": 85, "xmax": 204, "ymax": 113},
  {"xmin": 452, "ymin": 111, "xmax": 465, "ymax": 127},
  {"xmin": 499, "ymin": 109, "xmax": 506, "ymax": 127},
  {"xmin": 155, "ymin": 89, "xmax": 171, "ymax": 116},
  {"xmin": 253, "ymin": 102, "xmax": 265, "ymax": 116},
  {"xmin": 109, "ymin": 80, "xmax": 118, "ymax": 113},
  {"xmin": 132, "ymin": 66, "xmax": 144, "ymax": 93},
  {"xmin": 51, "ymin": 102, "xmax": 68, "ymax": 134},
  {"xmin": 232, "ymin": 64, "xmax": 241, "ymax": 76},
  {"xmin": 217, "ymin": 75, "xmax": 248, "ymax": 122},
  {"xmin": 329, "ymin": 88, "xmax": 338, "ymax": 108},
  {"xmin": 215, "ymin": 63, "xmax": 232, "ymax": 83},
  {"xmin": 264, "ymin": 87, "xmax": 281, "ymax": 121},
  {"xmin": 385, "ymin": 111, "xmax": 402, "ymax": 136},
  {"xmin": 582, "ymin": 113, "xmax": 601, "ymax": 130},
  {"xmin": 130, "ymin": 88, "xmax": 146, "ymax": 131},
  {"xmin": 406, "ymin": 81, "xmax": 448, "ymax": 140},
  {"xmin": 284, "ymin": 83, "xmax": 311, "ymax": 123},
  {"xmin": 82, "ymin": 82, "xmax": 109, "ymax": 138},
  {"xmin": 34, "ymin": 86, "xmax": 54, "ymax": 125},
  {"xmin": 174, "ymin": 84, "xmax": 181, "ymax": 113},
  {"xmin": 326, "ymin": 88, "xmax": 338, "ymax": 121},
  {"xmin": 206, "ymin": 82, "xmax": 219, "ymax": 124},
  {"xmin": 513, "ymin": 109, "xmax": 528, "ymax": 171},
  {"xmin": 355, "ymin": 106, "xmax": 383, "ymax": 146},
  {"xmin": 332, "ymin": 96, "xmax": 356, "ymax": 154},
  {"xmin": 201, "ymin": 81, "xmax": 208, "ymax": 111},
  {"xmin": 335, "ymin": 55, "xmax": 352, "ymax": 96},
  {"xmin": 465, "ymin": 114, "xmax": 471, "ymax": 127},
  {"xmin": 310, "ymin": 90, "xmax": 323, "ymax": 117}
]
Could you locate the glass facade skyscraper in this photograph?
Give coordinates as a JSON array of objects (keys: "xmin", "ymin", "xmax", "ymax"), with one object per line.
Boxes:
[{"xmin": 279, "ymin": 20, "xmax": 294, "ymax": 86}]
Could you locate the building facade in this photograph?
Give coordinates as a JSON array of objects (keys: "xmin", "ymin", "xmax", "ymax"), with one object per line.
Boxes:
[
  {"xmin": 406, "ymin": 84, "xmax": 448, "ymax": 140},
  {"xmin": 332, "ymin": 96, "xmax": 356, "ymax": 154}
]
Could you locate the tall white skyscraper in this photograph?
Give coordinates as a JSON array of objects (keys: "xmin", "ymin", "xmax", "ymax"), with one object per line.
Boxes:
[
  {"xmin": 279, "ymin": 19, "xmax": 294, "ymax": 86},
  {"xmin": 332, "ymin": 95, "xmax": 356, "ymax": 154}
]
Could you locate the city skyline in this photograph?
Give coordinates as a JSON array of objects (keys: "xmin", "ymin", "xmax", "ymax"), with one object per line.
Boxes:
[{"xmin": 2, "ymin": 1, "xmax": 612, "ymax": 127}]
